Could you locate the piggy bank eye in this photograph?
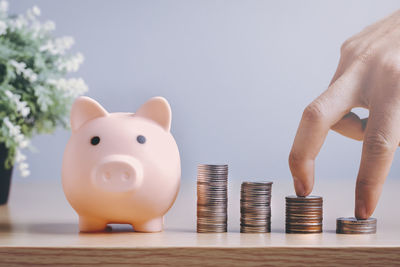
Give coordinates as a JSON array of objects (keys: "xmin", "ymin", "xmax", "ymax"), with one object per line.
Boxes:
[
  {"xmin": 90, "ymin": 136, "xmax": 100, "ymax": 145},
  {"xmin": 136, "ymin": 135, "xmax": 146, "ymax": 144}
]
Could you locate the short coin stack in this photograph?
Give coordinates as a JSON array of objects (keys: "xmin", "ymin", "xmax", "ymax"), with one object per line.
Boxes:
[
  {"xmin": 336, "ymin": 217, "xmax": 377, "ymax": 234},
  {"xmin": 197, "ymin": 164, "xmax": 228, "ymax": 233},
  {"xmin": 240, "ymin": 181, "xmax": 273, "ymax": 233},
  {"xmin": 285, "ymin": 195, "xmax": 323, "ymax": 233}
]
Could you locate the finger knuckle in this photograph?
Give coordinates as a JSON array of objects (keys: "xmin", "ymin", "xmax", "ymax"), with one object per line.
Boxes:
[
  {"xmin": 340, "ymin": 38, "xmax": 356, "ymax": 55},
  {"xmin": 288, "ymin": 151, "xmax": 304, "ymax": 170},
  {"xmin": 380, "ymin": 55, "xmax": 400, "ymax": 76},
  {"xmin": 363, "ymin": 131, "xmax": 393, "ymax": 158},
  {"xmin": 356, "ymin": 177, "xmax": 377, "ymax": 189},
  {"xmin": 302, "ymin": 100, "xmax": 326, "ymax": 123}
]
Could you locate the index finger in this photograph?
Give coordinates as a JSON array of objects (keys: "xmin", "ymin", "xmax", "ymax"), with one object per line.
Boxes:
[
  {"xmin": 289, "ymin": 68, "xmax": 360, "ymax": 196},
  {"xmin": 355, "ymin": 95, "xmax": 400, "ymax": 219}
]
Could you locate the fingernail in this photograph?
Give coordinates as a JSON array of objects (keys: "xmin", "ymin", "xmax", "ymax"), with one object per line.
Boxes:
[{"xmin": 293, "ymin": 177, "xmax": 306, "ymax": 196}]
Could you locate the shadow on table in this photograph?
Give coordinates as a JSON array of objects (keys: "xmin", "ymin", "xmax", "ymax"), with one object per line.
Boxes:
[
  {"xmin": 0, "ymin": 222, "xmax": 12, "ymax": 232},
  {"xmin": 0, "ymin": 221, "xmax": 79, "ymax": 235},
  {"xmin": 27, "ymin": 223, "xmax": 79, "ymax": 235},
  {"xmin": 28, "ymin": 223, "xmax": 138, "ymax": 234},
  {"xmin": 28, "ymin": 223, "xmax": 192, "ymax": 235},
  {"xmin": 0, "ymin": 205, "xmax": 11, "ymax": 232}
]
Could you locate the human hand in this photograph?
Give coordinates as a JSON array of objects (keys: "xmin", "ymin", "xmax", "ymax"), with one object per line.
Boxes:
[{"xmin": 289, "ymin": 10, "xmax": 400, "ymax": 219}]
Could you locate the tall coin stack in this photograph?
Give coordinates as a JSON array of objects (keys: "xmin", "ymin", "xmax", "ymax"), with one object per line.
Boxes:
[
  {"xmin": 197, "ymin": 164, "xmax": 228, "ymax": 233},
  {"xmin": 285, "ymin": 195, "xmax": 323, "ymax": 233},
  {"xmin": 240, "ymin": 181, "xmax": 273, "ymax": 233}
]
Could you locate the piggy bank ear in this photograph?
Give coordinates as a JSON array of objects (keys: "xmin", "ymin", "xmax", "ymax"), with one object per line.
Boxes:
[
  {"xmin": 135, "ymin": 97, "xmax": 172, "ymax": 131},
  {"xmin": 70, "ymin": 96, "xmax": 108, "ymax": 132}
]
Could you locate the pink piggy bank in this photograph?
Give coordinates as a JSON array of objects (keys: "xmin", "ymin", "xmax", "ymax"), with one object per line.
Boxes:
[{"xmin": 62, "ymin": 96, "xmax": 181, "ymax": 232}]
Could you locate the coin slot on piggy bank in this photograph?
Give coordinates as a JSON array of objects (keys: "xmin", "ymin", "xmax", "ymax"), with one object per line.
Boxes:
[{"xmin": 62, "ymin": 96, "xmax": 181, "ymax": 233}]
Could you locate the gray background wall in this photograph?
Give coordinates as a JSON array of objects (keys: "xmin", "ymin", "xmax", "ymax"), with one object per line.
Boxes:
[{"xmin": 10, "ymin": 0, "xmax": 400, "ymax": 188}]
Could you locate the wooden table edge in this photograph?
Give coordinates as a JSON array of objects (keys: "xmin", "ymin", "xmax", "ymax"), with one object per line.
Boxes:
[{"xmin": 0, "ymin": 246, "xmax": 399, "ymax": 266}]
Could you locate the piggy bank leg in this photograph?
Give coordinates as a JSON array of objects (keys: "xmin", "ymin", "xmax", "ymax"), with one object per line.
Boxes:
[
  {"xmin": 79, "ymin": 216, "xmax": 107, "ymax": 232},
  {"xmin": 133, "ymin": 217, "xmax": 164, "ymax": 232}
]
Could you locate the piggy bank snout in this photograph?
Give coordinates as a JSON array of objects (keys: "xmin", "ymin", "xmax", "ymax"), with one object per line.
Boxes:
[{"xmin": 92, "ymin": 155, "xmax": 143, "ymax": 193}]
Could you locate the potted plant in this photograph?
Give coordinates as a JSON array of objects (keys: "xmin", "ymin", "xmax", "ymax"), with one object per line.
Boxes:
[{"xmin": 0, "ymin": 1, "xmax": 88, "ymax": 204}]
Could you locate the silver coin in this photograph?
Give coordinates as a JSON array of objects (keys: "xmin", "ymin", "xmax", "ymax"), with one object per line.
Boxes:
[
  {"xmin": 336, "ymin": 229, "xmax": 376, "ymax": 234},
  {"xmin": 286, "ymin": 195, "xmax": 322, "ymax": 200},
  {"xmin": 337, "ymin": 217, "xmax": 376, "ymax": 224}
]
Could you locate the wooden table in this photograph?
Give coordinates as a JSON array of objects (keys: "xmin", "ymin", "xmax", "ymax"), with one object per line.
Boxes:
[{"xmin": 0, "ymin": 178, "xmax": 399, "ymax": 266}]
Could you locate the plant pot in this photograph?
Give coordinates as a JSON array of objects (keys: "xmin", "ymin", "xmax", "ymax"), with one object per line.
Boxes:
[{"xmin": 0, "ymin": 143, "xmax": 13, "ymax": 205}]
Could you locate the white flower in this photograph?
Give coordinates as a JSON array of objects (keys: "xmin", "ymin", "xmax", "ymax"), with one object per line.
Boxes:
[
  {"xmin": 3, "ymin": 117, "xmax": 19, "ymax": 136},
  {"xmin": 40, "ymin": 36, "xmax": 75, "ymax": 55},
  {"xmin": 17, "ymin": 159, "xmax": 30, "ymax": 177},
  {"xmin": 34, "ymin": 85, "xmax": 53, "ymax": 111},
  {"xmin": 17, "ymin": 102, "xmax": 30, "ymax": 117},
  {"xmin": 18, "ymin": 139, "xmax": 29, "ymax": 148},
  {"xmin": 4, "ymin": 89, "xmax": 31, "ymax": 118},
  {"xmin": 39, "ymin": 41, "xmax": 51, "ymax": 52},
  {"xmin": 30, "ymin": 20, "xmax": 56, "ymax": 38},
  {"xmin": 2, "ymin": 118, "xmax": 30, "ymax": 160},
  {"xmin": 0, "ymin": 0, "xmax": 8, "ymax": 14},
  {"xmin": 9, "ymin": 60, "xmax": 38, "ymax": 83},
  {"xmin": 26, "ymin": 5, "xmax": 41, "ymax": 21},
  {"xmin": 32, "ymin": 6, "xmax": 40, "ymax": 16},
  {"xmin": 9, "ymin": 15, "xmax": 28, "ymax": 30},
  {"xmin": 15, "ymin": 150, "xmax": 27, "ymax": 163},
  {"xmin": 14, "ymin": 149, "xmax": 30, "ymax": 177},
  {"xmin": 23, "ymin": 68, "xmax": 37, "ymax": 82},
  {"xmin": 56, "ymin": 36, "xmax": 75, "ymax": 50},
  {"xmin": 20, "ymin": 169, "xmax": 30, "ymax": 177},
  {"xmin": 3, "ymin": 117, "xmax": 29, "ymax": 148},
  {"xmin": 47, "ymin": 77, "xmax": 88, "ymax": 97},
  {"xmin": 9, "ymin": 60, "xmax": 26, "ymax": 75},
  {"xmin": 57, "ymin": 53, "xmax": 84, "ymax": 72},
  {"xmin": 30, "ymin": 22, "xmax": 41, "ymax": 38},
  {"xmin": 4, "ymin": 89, "xmax": 12, "ymax": 98},
  {"xmin": 18, "ymin": 162, "xmax": 28, "ymax": 171},
  {"xmin": 42, "ymin": 20, "xmax": 55, "ymax": 32}
]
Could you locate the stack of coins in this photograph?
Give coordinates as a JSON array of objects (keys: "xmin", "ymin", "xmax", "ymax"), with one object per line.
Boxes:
[
  {"xmin": 336, "ymin": 217, "xmax": 377, "ymax": 234},
  {"xmin": 285, "ymin": 195, "xmax": 323, "ymax": 233},
  {"xmin": 197, "ymin": 164, "xmax": 228, "ymax": 233},
  {"xmin": 240, "ymin": 181, "xmax": 273, "ymax": 233}
]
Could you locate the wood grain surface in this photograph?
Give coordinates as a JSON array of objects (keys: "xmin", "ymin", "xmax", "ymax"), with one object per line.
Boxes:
[
  {"xmin": 0, "ymin": 179, "xmax": 399, "ymax": 266},
  {"xmin": 1, "ymin": 247, "xmax": 400, "ymax": 266}
]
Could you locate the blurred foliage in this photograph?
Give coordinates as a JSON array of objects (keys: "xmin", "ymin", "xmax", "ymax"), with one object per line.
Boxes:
[{"xmin": 0, "ymin": 1, "xmax": 88, "ymax": 176}]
